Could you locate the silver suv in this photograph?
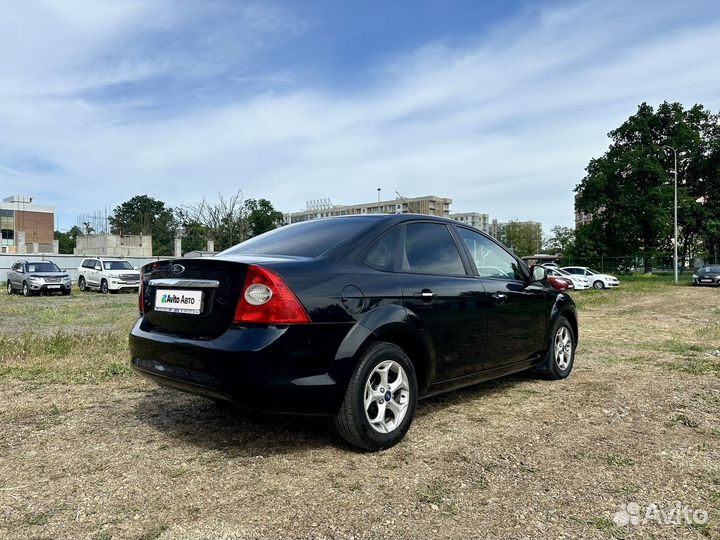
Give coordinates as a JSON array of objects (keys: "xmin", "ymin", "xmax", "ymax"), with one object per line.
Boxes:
[
  {"xmin": 6, "ymin": 260, "xmax": 72, "ymax": 296},
  {"xmin": 77, "ymin": 257, "xmax": 140, "ymax": 294}
]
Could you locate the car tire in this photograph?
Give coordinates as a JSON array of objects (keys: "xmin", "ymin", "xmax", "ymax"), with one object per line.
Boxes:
[
  {"xmin": 334, "ymin": 342, "xmax": 418, "ymax": 451},
  {"xmin": 78, "ymin": 276, "xmax": 87, "ymax": 292},
  {"xmin": 593, "ymin": 280, "xmax": 604, "ymax": 289},
  {"xmin": 100, "ymin": 279, "xmax": 109, "ymax": 294},
  {"xmin": 22, "ymin": 282, "xmax": 31, "ymax": 297},
  {"xmin": 6, "ymin": 281, "xmax": 12, "ymax": 295},
  {"xmin": 536, "ymin": 316, "xmax": 576, "ymax": 380}
]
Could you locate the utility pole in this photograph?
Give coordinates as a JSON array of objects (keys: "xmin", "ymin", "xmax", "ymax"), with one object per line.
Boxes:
[
  {"xmin": 377, "ymin": 188, "xmax": 381, "ymax": 204},
  {"xmin": 664, "ymin": 146, "xmax": 679, "ymax": 284}
]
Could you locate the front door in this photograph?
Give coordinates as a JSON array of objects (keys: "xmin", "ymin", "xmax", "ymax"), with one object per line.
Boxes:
[{"xmin": 454, "ymin": 227, "xmax": 547, "ymax": 368}]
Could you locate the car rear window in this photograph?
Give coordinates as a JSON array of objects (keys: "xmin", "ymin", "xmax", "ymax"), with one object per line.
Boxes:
[{"xmin": 221, "ymin": 218, "xmax": 375, "ymax": 257}]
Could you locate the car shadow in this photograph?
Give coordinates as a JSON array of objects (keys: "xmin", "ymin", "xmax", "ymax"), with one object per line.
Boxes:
[
  {"xmin": 134, "ymin": 372, "xmax": 538, "ymax": 455},
  {"xmin": 134, "ymin": 389, "xmax": 341, "ymax": 457}
]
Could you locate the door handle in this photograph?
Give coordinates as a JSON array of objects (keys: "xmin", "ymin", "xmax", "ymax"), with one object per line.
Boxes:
[
  {"xmin": 491, "ymin": 292, "xmax": 508, "ymax": 305},
  {"xmin": 413, "ymin": 289, "xmax": 437, "ymax": 302}
]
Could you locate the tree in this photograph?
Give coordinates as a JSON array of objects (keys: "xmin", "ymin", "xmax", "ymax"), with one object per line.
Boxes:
[
  {"xmin": 504, "ymin": 221, "xmax": 542, "ymax": 257},
  {"xmin": 543, "ymin": 226, "xmax": 575, "ymax": 254},
  {"xmin": 181, "ymin": 191, "xmax": 247, "ymax": 252},
  {"xmin": 109, "ymin": 195, "xmax": 176, "ymax": 256},
  {"xmin": 54, "ymin": 226, "xmax": 83, "ymax": 254},
  {"xmin": 575, "ymin": 102, "xmax": 720, "ymax": 272},
  {"xmin": 244, "ymin": 198, "xmax": 284, "ymax": 238}
]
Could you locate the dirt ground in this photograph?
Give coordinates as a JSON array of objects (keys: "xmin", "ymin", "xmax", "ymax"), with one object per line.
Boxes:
[{"xmin": 0, "ymin": 280, "xmax": 718, "ymax": 539}]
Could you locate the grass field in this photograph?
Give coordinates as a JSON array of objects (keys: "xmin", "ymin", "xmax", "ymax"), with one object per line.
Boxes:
[{"xmin": 0, "ymin": 277, "xmax": 718, "ymax": 539}]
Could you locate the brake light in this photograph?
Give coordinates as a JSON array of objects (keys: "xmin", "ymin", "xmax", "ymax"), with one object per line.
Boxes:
[
  {"xmin": 234, "ymin": 265, "xmax": 310, "ymax": 324},
  {"xmin": 138, "ymin": 268, "xmax": 144, "ymax": 314}
]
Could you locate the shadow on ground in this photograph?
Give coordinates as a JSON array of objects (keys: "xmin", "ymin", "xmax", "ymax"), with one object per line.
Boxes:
[{"xmin": 134, "ymin": 372, "xmax": 537, "ymax": 455}]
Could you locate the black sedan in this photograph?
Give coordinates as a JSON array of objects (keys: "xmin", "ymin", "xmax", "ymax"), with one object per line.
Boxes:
[
  {"xmin": 693, "ymin": 265, "xmax": 720, "ymax": 286},
  {"xmin": 130, "ymin": 214, "xmax": 578, "ymax": 450}
]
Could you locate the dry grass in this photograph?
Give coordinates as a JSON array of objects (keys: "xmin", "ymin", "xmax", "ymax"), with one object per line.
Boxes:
[{"xmin": 0, "ymin": 277, "xmax": 718, "ymax": 539}]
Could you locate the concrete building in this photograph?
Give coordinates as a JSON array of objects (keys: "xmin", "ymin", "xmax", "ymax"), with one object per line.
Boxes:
[
  {"xmin": 74, "ymin": 234, "xmax": 153, "ymax": 257},
  {"xmin": 0, "ymin": 195, "xmax": 56, "ymax": 254},
  {"xmin": 449, "ymin": 212, "xmax": 489, "ymax": 233},
  {"xmin": 284, "ymin": 195, "xmax": 452, "ymax": 224},
  {"xmin": 574, "ymin": 193, "xmax": 595, "ymax": 229}
]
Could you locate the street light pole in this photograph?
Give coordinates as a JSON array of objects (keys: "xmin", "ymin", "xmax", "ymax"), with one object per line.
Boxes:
[{"xmin": 664, "ymin": 145, "xmax": 678, "ymax": 284}]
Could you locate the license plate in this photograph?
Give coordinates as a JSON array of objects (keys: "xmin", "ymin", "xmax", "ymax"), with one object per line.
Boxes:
[
  {"xmin": 47, "ymin": 285, "xmax": 61, "ymax": 289},
  {"xmin": 154, "ymin": 289, "xmax": 203, "ymax": 315},
  {"xmin": 701, "ymin": 279, "xmax": 712, "ymax": 283}
]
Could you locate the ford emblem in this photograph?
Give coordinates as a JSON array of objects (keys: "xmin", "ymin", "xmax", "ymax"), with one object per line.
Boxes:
[{"xmin": 171, "ymin": 264, "xmax": 185, "ymax": 275}]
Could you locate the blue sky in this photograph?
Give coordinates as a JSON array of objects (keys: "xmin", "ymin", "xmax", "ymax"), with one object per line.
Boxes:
[{"xmin": 2, "ymin": 0, "xmax": 720, "ymax": 233}]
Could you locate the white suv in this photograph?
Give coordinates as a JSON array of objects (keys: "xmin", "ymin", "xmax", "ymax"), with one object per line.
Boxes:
[{"xmin": 77, "ymin": 257, "xmax": 140, "ymax": 294}]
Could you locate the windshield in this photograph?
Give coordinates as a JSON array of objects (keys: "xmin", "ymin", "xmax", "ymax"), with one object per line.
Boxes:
[
  {"xmin": 699, "ymin": 265, "xmax": 720, "ymax": 273},
  {"xmin": 221, "ymin": 218, "xmax": 375, "ymax": 258},
  {"xmin": 26, "ymin": 262, "xmax": 60, "ymax": 273},
  {"xmin": 103, "ymin": 261, "xmax": 134, "ymax": 270}
]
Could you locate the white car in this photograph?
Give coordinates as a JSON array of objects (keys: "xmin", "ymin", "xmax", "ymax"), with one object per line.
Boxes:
[
  {"xmin": 545, "ymin": 267, "xmax": 591, "ymax": 290},
  {"xmin": 77, "ymin": 257, "xmax": 140, "ymax": 294},
  {"xmin": 561, "ymin": 266, "xmax": 620, "ymax": 289}
]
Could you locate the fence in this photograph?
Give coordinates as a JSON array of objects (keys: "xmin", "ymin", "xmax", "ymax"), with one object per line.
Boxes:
[
  {"xmin": 557, "ymin": 252, "xmax": 713, "ymax": 274},
  {"xmin": 0, "ymin": 254, "xmax": 173, "ymax": 283}
]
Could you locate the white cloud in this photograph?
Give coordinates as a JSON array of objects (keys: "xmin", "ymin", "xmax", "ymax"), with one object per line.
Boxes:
[{"xmin": 1, "ymin": 0, "xmax": 719, "ymax": 232}]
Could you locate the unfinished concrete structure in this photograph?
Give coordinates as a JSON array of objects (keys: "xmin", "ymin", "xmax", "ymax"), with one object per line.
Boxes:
[{"xmin": 74, "ymin": 234, "xmax": 153, "ymax": 257}]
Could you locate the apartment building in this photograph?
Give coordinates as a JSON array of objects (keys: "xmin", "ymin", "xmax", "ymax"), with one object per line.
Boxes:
[{"xmin": 0, "ymin": 195, "xmax": 56, "ymax": 254}]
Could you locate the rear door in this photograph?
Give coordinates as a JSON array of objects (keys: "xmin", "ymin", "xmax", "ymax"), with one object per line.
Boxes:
[
  {"xmin": 454, "ymin": 227, "xmax": 547, "ymax": 368},
  {"xmin": 397, "ymin": 222, "xmax": 488, "ymax": 382}
]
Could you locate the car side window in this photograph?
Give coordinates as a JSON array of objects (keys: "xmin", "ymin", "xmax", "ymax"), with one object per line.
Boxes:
[
  {"xmin": 363, "ymin": 227, "xmax": 398, "ymax": 272},
  {"xmin": 401, "ymin": 223, "xmax": 466, "ymax": 276},
  {"xmin": 456, "ymin": 227, "xmax": 525, "ymax": 281}
]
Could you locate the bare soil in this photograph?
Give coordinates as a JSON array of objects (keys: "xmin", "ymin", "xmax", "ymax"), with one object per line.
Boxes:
[{"xmin": 0, "ymin": 281, "xmax": 718, "ymax": 539}]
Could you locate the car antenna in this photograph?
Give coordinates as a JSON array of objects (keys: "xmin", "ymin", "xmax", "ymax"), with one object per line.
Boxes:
[{"xmin": 395, "ymin": 191, "xmax": 413, "ymax": 214}]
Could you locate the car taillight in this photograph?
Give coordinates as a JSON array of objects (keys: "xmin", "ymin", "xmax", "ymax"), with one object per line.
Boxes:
[
  {"xmin": 138, "ymin": 268, "xmax": 144, "ymax": 314},
  {"xmin": 234, "ymin": 265, "xmax": 310, "ymax": 325}
]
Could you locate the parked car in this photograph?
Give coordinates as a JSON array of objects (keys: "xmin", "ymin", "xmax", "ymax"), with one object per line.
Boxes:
[
  {"xmin": 129, "ymin": 215, "xmax": 578, "ymax": 450},
  {"xmin": 547, "ymin": 275, "xmax": 574, "ymax": 291},
  {"xmin": 6, "ymin": 260, "xmax": 72, "ymax": 296},
  {"xmin": 77, "ymin": 257, "xmax": 141, "ymax": 294},
  {"xmin": 693, "ymin": 265, "xmax": 720, "ymax": 286},
  {"xmin": 546, "ymin": 267, "xmax": 591, "ymax": 290},
  {"xmin": 561, "ymin": 266, "xmax": 620, "ymax": 289}
]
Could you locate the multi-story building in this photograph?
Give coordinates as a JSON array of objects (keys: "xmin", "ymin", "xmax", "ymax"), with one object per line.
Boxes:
[
  {"xmin": 284, "ymin": 195, "xmax": 452, "ymax": 224},
  {"xmin": 449, "ymin": 212, "xmax": 489, "ymax": 233},
  {"xmin": 0, "ymin": 195, "xmax": 55, "ymax": 254},
  {"xmin": 574, "ymin": 193, "xmax": 595, "ymax": 229}
]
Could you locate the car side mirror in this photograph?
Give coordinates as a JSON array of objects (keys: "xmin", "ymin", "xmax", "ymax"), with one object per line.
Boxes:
[
  {"xmin": 531, "ymin": 265, "xmax": 546, "ymax": 283},
  {"xmin": 133, "ymin": 266, "xmax": 138, "ymax": 270}
]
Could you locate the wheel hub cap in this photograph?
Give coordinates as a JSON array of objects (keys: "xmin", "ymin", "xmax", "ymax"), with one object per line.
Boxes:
[{"xmin": 364, "ymin": 360, "xmax": 410, "ymax": 434}]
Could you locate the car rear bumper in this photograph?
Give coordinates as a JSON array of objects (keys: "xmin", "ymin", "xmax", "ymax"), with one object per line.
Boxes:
[{"xmin": 129, "ymin": 318, "xmax": 355, "ymax": 415}]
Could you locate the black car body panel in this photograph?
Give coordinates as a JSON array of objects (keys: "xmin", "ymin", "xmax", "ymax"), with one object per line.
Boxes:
[{"xmin": 130, "ymin": 214, "xmax": 578, "ymax": 416}]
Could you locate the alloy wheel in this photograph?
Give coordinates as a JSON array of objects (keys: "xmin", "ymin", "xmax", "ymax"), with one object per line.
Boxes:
[
  {"xmin": 554, "ymin": 326, "xmax": 573, "ymax": 370},
  {"xmin": 23, "ymin": 283, "xmax": 29, "ymax": 297},
  {"xmin": 101, "ymin": 280, "xmax": 108, "ymax": 294},
  {"xmin": 78, "ymin": 277, "xmax": 86, "ymax": 291},
  {"xmin": 593, "ymin": 280, "xmax": 604, "ymax": 289},
  {"xmin": 6, "ymin": 281, "xmax": 12, "ymax": 295},
  {"xmin": 364, "ymin": 360, "xmax": 410, "ymax": 434}
]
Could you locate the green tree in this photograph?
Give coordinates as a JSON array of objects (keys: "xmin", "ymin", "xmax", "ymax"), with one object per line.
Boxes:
[
  {"xmin": 575, "ymin": 102, "xmax": 719, "ymax": 272},
  {"xmin": 244, "ymin": 198, "xmax": 284, "ymax": 238},
  {"xmin": 109, "ymin": 195, "xmax": 176, "ymax": 256},
  {"xmin": 54, "ymin": 225, "xmax": 83, "ymax": 254},
  {"xmin": 504, "ymin": 221, "xmax": 542, "ymax": 257},
  {"xmin": 543, "ymin": 226, "xmax": 575, "ymax": 255}
]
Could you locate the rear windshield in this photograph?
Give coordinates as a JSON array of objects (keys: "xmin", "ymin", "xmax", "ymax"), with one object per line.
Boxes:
[
  {"xmin": 103, "ymin": 261, "xmax": 134, "ymax": 270},
  {"xmin": 221, "ymin": 218, "xmax": 374, "ymax": 258},
  {"xmin": 27, "ymin": 262, "xmax": 60, "ymax": 273},
  {"xmin": 699, "ymin": 265, "xmax": 720, "ymax": 273}
]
